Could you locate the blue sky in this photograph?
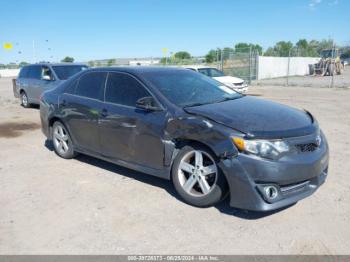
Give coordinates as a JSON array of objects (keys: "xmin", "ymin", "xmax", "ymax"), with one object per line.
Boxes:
[{"xmin": 0, "ymin": 0, "xmax": 349, "ymax": 63}]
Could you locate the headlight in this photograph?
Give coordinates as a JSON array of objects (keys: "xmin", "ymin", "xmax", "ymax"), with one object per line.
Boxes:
[{"xmin": 232, "ymin": 137, "xmax": 290, "ymax": 159}]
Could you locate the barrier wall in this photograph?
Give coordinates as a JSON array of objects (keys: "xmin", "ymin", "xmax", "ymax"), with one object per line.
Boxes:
[
  {"xmin": 0, "ymin": 69, "xmax": 20, "ymax": 78},
  {"xmin": 257, "ymin": 56, "xmax": 320, "ymax": 80}
]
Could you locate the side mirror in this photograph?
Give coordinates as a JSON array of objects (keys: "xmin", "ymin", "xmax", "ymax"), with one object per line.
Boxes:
[
  {"xmin": 42, "ymin": 75, "xmax": 52, "ymax": 81},
  {"xmin": 136, "ymin": 96, "xmax": 161, "ymax": 111}
]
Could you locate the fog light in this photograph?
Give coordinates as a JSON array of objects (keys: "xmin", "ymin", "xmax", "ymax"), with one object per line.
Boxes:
[{"xmin": 264, "ymin": 185, "xmax": 279, "ymax": 200}]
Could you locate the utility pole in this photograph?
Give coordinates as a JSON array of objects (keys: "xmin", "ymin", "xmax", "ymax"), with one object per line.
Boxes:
[{"xmin": 32, "ymin": 40, "xmax": 36, "ymax": 63}]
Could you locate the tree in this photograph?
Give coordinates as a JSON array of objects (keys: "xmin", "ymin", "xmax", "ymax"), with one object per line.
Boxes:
[
  {"xmin": 205, "ymin": 49, "xmax": 219, "ymax": 63},
  {"xmin": 107, "ymin": 59, "xmax": 116, "ymax": 66},
  {"xmin": 264, "ymin": 41, "xmax": 293, "ymax": 57},
  {"xmin": 88, "ymin": 61, "xmax": 95, "ymax": 67},
  {"xmin": 235, "ymin": 43, "xmax": 263, "ymax": 55},
  {"xmin": 174, "ymin": 51, "xmax": 191, "ymax": 60},
  {"xmin": 275, "ymin": 41, "xmax": 293, "ymax": 57},
  {"xmin": 19, "ymin": 61, "xmax": 29, "ymax": 67},
  {"xmin": 61, "ymin": 56, "xmax": 74, "ymax": 63}
]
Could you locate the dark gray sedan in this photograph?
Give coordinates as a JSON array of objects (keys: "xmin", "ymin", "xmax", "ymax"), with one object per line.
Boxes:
[
  {"xmin": 40, "ymin": 67, "xmax": 329, "ymax": 211},
  {"xmin": 14, "ymin": 63, "xmax": 88, "ymax": 107}
]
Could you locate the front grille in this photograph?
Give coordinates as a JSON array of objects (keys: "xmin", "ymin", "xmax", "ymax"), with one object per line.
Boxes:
[{"xmin": 295, "ymin": 143, "xmax": 318, "ymax": 153}]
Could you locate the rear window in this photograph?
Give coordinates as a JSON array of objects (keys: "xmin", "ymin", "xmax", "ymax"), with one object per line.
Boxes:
[
  {"xmin": 27, "ymin": 66, "xmax": 42, "ymax": 79},
  {"xmin": 52, "ymin": 65, "xmax": 88, "ymax": 80},
  {"xmin": 18, "ymin": 67, "xmax": 29, "ymax": 78}
]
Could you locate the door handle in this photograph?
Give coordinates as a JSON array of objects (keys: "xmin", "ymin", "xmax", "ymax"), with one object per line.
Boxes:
[{"xmin": 100, "ymin": 108, "xmax": 108, "ymax": 117}]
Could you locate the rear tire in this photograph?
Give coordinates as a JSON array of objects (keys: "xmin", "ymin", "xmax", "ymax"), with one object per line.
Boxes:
[
  {"xmin": 171, "ymin": 145, "xmax": 228, "ymax": 207},
  {"xmin": 20, "ymin": 91, "xmax": 30, "ymax": 108},
  {"xmin": 52, "ymin": 121, "xmax": 77, "ymax": 159}
]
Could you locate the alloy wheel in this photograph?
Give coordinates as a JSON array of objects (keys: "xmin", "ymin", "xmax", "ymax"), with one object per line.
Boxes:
[
  {"xmin": 177, "ymin": 150, "xmax": 218, "ymax": 197},
  {"xmin": 53, "ymin": 124, "xmax": 70, "ymax": 155},
  {"xmin": 21, "ymin": 93, "xmax": 28, "ymax": 107}
]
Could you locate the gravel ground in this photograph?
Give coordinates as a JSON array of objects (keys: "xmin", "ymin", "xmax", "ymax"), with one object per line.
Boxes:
[
  {"xmin": 253, "ymin": 66, "xmax": 350, "ymax": 88},
  {"xmin": 0, "ymin": 77, "xmax": 350, "ymax": 255}
]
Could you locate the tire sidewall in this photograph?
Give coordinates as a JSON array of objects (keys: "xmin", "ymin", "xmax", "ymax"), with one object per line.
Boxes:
[{"xmin": 171, "ymin": 145, "xmax": 228, "ymax": 207}]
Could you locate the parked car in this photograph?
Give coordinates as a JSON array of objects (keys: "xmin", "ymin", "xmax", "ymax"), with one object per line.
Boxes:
[
  {"xmin": 40, "ymin": 67, "xmax": 329, "ymax": 211},
  {"xmin": 14, "ymin": 63, "xmax": 88, "ymax": 107},
  {"xmin": 184, "ymin": 65, "xmax": 248, "ymax": 93}
]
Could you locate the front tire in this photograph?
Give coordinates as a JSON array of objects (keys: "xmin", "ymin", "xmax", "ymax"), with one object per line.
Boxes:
[
  {"xmin": 52, "ymin": 121, "xmax": 76, "ymax": 159},
  {"xmin": 171, "ymin": 145, "xmax": 228, "ymax": 207}
]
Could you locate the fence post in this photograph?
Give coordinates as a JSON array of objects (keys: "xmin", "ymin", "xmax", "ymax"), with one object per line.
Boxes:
[
  {"xmin": 330, "ymin": 43, "xmax": 335, "ymax": 88},
  {"xmin": 220, "ymin": 49, "xmax": 224, "ymax": 71},
  {"xmin": 286, "ymin": 49, "xmax": 291, "ymax": 86},
  {"xmin": 248, "ymin": 46, "xmax": 252, "ymax": 84}
]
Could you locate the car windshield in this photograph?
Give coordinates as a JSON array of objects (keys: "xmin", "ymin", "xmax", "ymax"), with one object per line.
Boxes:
[
  {"xmin": 52, "ymin": 65, "xmax": 88, "ymax": 80},
  {"xmin": 143, "ymin": 70, "xmax": 242, "ymax": 107},
  {"xmin": 198, "ymin": 68, "xmax": 225, "ymax": 77}
]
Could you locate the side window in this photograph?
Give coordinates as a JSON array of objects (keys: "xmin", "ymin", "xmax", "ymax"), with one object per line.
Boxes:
[
  {"xmin": 42, "ymin": 66, "xmax": 54, "ymax": 80},
  {"xmin": 198, "ymin": 68, "xmax": 209, "ymax": 76},
  {"xmin": 75, "ymin": 72, "xmax": 107, "ymax": 99},
  {"xmin": 64, "ymin": 79, "xmax": 78, "ymax": 94},
  {"xmin": 19, "ymin": 67, "xmax": 29, "ymax": 78},
  {"xmin": 27, "ymin": 66, "xmax": 42, "ymax": 79},
  {"xmin": 105, "ymin": 72, "xmax": 150, "ymax": 107}
]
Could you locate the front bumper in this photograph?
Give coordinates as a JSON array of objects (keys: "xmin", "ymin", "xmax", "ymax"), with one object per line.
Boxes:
[{"xmin": 219, "ymin": 135, "xmax": 329, "ymax": 211}]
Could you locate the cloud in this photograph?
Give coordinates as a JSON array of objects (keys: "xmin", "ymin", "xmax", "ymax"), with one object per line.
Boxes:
[
  {"xmin": 309, "ymin": 0, "xmax": 322, "ymax": 8},
  {"xmin": 309, "ymin": 0, "xmax": 339, "ymax": 9},
  {"xmin": 329, "ymin": 0, "xmax": 339, "ymax": 6}
]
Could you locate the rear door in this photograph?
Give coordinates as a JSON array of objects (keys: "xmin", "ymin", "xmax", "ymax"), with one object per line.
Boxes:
[
  {"xmin": 60, "ymin": 71, "xmax": 107, "ymax": 153},
  {"xmin": 15, "ymin": 66, "xmax": 29, "ymax": 97},
  {"xmin": 99, "ymin": 72, "xmax": 167, "ymax": 169},
  {"xmin": 26, "ymin": 65, "xmax": 43, "ymax": 103}
]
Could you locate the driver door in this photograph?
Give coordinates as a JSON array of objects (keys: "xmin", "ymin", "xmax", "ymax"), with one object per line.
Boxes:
[{"xmin": 99, "ymin": 72, "xmax": 167, "ymax": 169}]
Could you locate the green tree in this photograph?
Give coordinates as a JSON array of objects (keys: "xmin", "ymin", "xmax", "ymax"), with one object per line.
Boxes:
[
  {"xmin": 19, "ymin": 61, "xmax": 29, "ymax": 67},
  {"xmin": 205, "ymin": 49, "xmax": 219, "ymax": 63},
  {"xmin": 235, "ymin": 43, "xmax": 263, "ymax": 55},
  {"xmin": 61, "ymin": 56, "xmax": 74, "ymax": 63},
  {"xmin": 174, "ymin": 51, "xmax": 191, "ymax": 60},
  {"xmin": 264, "ymin": 41, "xmax": 293, "ymax": 57},
  {"xmin": 275, "ymin": 41, "xmax": 294, "ymax": 57},
  {"xmin": 88, "ymin": 61, "xmax": 95, "ymax": 67},
  {"xmin": 107, "ymin": 59, "xmax": 116, "ymax": 66}
]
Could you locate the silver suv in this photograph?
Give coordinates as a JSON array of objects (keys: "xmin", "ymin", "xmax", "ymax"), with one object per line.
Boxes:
[{"xmin": 14, "ymin": 63, "xmax": 88, "ymax": 107}]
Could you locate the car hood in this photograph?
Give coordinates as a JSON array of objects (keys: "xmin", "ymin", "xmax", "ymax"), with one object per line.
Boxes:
[
  {"xmin": 213, "ymin": 76, "xmax": 244, "ymax": 84},
  {"xmin": 184, "ymin": 96, "xmax": 317, "ymax": 139}
]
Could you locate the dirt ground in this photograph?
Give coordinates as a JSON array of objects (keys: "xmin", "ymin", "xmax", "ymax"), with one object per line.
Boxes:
[{"xmin": 0, "ymin": 77, "xmax": 350, "ymax": 255}]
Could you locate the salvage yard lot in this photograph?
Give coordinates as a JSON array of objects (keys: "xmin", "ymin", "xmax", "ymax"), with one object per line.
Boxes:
[{"xmin": 0, "ymin": 76, "xmax": 350, "ymax": 254}]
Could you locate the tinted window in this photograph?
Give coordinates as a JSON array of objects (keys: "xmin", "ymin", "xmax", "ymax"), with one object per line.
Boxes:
[
  {"xmin": 198, "ymin": 68, "xmax": 225, "ymax": 77},
  {"xmin": 19, "ymin": 67, "xmax": 29, "ymax": 78},
  {"xmin": 42, "ymin": 66, "xmax": 54, "ymax": 80},
  {"xmin": 75, "ymin": 72, "xmax": 107, "ymax": 99},
  {"xmin": 105, "ymin": 73, "xmax": 150, "ymax": 107},
  {"xmin": 27, "ymin": 66, "xmax": 42, "ymax": 79},
  {"xmin": 52, "ymin": 65, "xmax": 88, "ymax": 80},
  {"xmin": 64, "ymin": 79, "xmax": 78, "ymax": 94}
]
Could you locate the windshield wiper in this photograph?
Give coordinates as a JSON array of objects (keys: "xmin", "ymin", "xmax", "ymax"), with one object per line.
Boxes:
[
  {"xmin": 210, "ymin": 95, "xmax": 243, "ymax": 104},
  {"xmin": 183, "ymin": 95, "xmax": 243, "ymax": 108},
  {"xmin": 183, "ymin": 102, "xmax": 211, "ymax": 108}
]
